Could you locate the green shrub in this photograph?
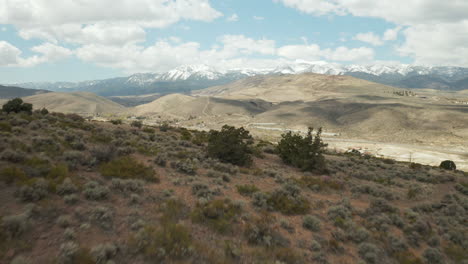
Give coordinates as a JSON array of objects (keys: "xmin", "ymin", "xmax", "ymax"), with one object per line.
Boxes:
[
  {"xmin": 277, "ymin": 127, "xmax": 327, "ymax": 173},
  {"xmin": 423, "ymin": 248, "xmax": 444, "ymax": 264},
  {"xmin": 0, "ymin": 121, "xmax": 12, "ymax": 132},
  {"xmin": 236, "ymin": 184, "xmax": 260, "ymax": 197},
  {"xmin": 99, "ymin": 156, "xmax": 158, "ymax": 182},
  {"xmin": 58, "ymin": 242, "xmax": 94, "ymax": 264},
  {"xmin": 439, "ymin": 160, "xmax": 456, "ymax": 170},
  {"xmin": 2, "ymin": 98, "xmax": 32, "ymax": 114},
  {"xmin": 267, "ymin": 185, "xmax": 310, "ymax": 215},
  {"xmin": 46, "ymin": 164, "xmax": 69, "ymax": 192},
  {"xmin": 207, "ymin": 125, "xmax": 253, "ymax": 166},
  {"xmin": 245, "ymin": 213, "xmax": 288, "ymax": 247},
  {"xmin": 297, "ymin": 175, "xmax": 344, "ymax": 191},
  {"xmin": 83, "ymin": 181, "xmax": 109, "ymax": 201},
  {"xmin": 90, "ymin": 243, "xmax": 118, "ymax": 264},
  {"xmin": 110, "ymin": 119, "xmax": 122, "ymax": 125},
  {"xmin": 0, "ymin": 167, "xmax": 27, "ymax": 185},
  {"xmin": 131, "ymin": 120, "xmax": 142, "ymax": 129},
  {"xmin": 191, "ymin": 199, "xmax": 242, "ymax": 234},
  {"xmin": 130, "ymin": 222, "xmax": 192, "ymax": 261},
  {"xmin": 444, "ymin": 243, "xmax": 468, "ymax": 263},
  {"xmin": 302, "ymin": 215, "xmax": 321, "ymax": 231}
]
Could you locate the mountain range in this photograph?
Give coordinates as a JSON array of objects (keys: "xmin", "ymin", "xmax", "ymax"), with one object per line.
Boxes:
[{"xmin": 9, "ymin": 62, "xmax": 468, "ymax": 97}]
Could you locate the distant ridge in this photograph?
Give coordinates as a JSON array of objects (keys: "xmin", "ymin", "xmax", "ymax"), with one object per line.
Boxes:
[
  {"xmin": 10, "ymin": 63, "xmax": 468, "ymax": 97},
  {"xmin": 0, "ymin": 85, "xmax": 50, "ymax": 99}
]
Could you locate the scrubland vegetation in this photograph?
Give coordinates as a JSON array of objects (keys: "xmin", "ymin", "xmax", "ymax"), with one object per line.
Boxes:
[{"xmin": 0, "ymin": 98, "xmax": 467, "ymax": 263}]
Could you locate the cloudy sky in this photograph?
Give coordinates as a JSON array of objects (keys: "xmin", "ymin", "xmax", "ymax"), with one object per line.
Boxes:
[{"xmin": 1, "ymin": 0, "xmax": 467, "ymax": 82}]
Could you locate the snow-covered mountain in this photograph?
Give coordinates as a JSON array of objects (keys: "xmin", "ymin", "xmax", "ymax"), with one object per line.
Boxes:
[{"xmin": 11, "ymin": 62, "xmax": 468, "ymax": 96}]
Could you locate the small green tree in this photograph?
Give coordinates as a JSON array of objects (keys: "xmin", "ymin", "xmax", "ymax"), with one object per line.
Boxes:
[
  {"xmin": 207, "ymin": 125, "xmax": 253, "ymax": 166},
  {"xmin": 277, "ymin": 127, "xmax": 327, "ymax": 173},
  {"xmin": 131, "ymin": 120, "xmax": 143, "ymax": 129},
  {"xmin": 2, "ymin": 98, "xmax": 33, "ymax": 114},
  {"xmin": 440, "ymin": 160, "xmax": 456, "ymax": 171}
]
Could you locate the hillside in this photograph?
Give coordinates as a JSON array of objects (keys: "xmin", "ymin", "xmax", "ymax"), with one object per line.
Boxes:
[
  {"xmin": 194, "ymin": 73, "xmax": 400, "ymax": 103},
  {"xmin": 0, "ymin": 85, "xmax": 50, "ymax": 99},
  {"xmin": 22, "ymin": 92, "xmax": 126, "ymax": 115},
  {"xmin": 133, "ymin": 93, "xmax": 272, "ymax": 118},
  {"xmin": 0, "ymin": 109, "xmax": 466, "ymax": 264}
]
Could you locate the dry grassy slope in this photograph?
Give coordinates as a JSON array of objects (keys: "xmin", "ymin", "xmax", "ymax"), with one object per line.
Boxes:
[
  {"xmin": 0, "ymin": 112, "xmax": 467, "ymax": 264},
  {"xmin": 133, "ymin": 93, "xmax": 272, "ymax": 118},
  {"xmin": 22, "ymin": 92, "xmax": 126, "ymax": 114},
  {"xmin": 194, "ymin": 73, "xmax": 401, "ymax": 102}
]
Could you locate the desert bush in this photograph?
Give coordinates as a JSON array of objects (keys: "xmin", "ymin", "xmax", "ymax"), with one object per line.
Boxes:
[
  {"xmin": 236, "ymin": 184, "xmax": 260, "ymax": 197},
  {"xmin": 191, "ymin": 199, "xmax": 242, "ymax": 234},
  {"xmin": 423, "ymin": 248, "xmax": 444, "ymax": 264},
  {"xmin": 1, "ymin": 212, "xmax": 30, "ymax": 238},
  {"xmin": 130, "ymin": 120, "xmax": 142, "ymax": 129},
  {"xmin": 297, "ymin": 175, "xmax": 344, "ymax": 191},
  {"xmin": 245, "ymin": 213, "xmax": 289, "ymax": 247},
  {"xmin": 191, "ymin": 183, "xmax": 219, "ymax": 200},
  {"xmin": 62, "ymin": 151, "xmax": 87, "ymax": 170},
  {"xmin": 2, "ymin": 98, "xmax": 32, "ymax": 114},
  {"xmin": 277, "ymin": 127, "xmax": 327, "ymax": 173},
  {"xmin": 172, "ymin": 159, "xmax": 197, "ymax": 175},
  {"xmin": 64, "ymin": 228, "xmax": 76, "ymax": 240},
  {"xmin": 110, "ymin": 119, "xmax": 122, "ymax": 125},
  {"xmin": 57, "ymin": 178, "xmax": 78, "ymax": 196},
  {"xmin": 46, "ymin": 164, "xmax": 69, "ymax": 192},
  {"xmin": 252, "ymin": 192, "xmax": 269, "ymax": 209},
  {"xmin": 17, "ymin": 178, "xmax": 48, "ymax": 201},
  {"xmin": 266, "ymin": 184, "xmax": 310, "ymax": 215},
  {"xmin": 32, "ymin": 136, "xmax": 61, "ymax": 155},
  {"xmin": 279, "ymin": 218, "xmax": 295, "ymax": 233},
  {"xmin": 0, "ymin": 121, "xmax": 12, "ymax": 132},
  {"xmin": 90, "ymin": 243, "xmax": 118, "ymax": 264},
  {"xmin": 83, "ymin": 181, "xmax": 109, "ymax": 201},
  {"xmin": 0, "ymin": 149, "xmax": 25, "ymax": 163},
  {"xmin": 10, "ymin": 256, "xmax": 32, "ymax": 264},
  {"xmin": 439, "ymin": 160, "xmax": 456, "ymax": 170},
  {"xmin": 154, "ymin": 153, "xmax": 167, "ymax": 167},
  {"xmin": 58, "ymin": 241, "xmax": 94, "ymax": 264},
  {"xmin": 0, "ymin": 166, "xmax": 27, "ymax": 185},
  {"xmin": 88, "ymin": 206, "xmax": 113, "ymax": 230},
  {"xmin": 64, "ymin": 194, "xmax": 79, "ymax": 204},
  {"xmin": 100, "ymin": 156, "xmax": 157, "ymax": 182},
  {"xmin": 302, "ymin": 215, "xmax": 321, "ymax": 231},
  {"xmin": 327, "ymin": 204, "xmax": 352, "ymax": 226},
  {"xmin": 207, "ymin": 125, "xmax": 253, "ymax": 166},
  {"xmin": 351, "ymin": 184, "xmax": 396, "ymax": 200},
  {"xmin": 110, "ymin": 178, "xmax": 144, "ymax": 193},
  {"xmin": 90, "ymin": 146, "xmax": 116, "ymax": 164},
  {"xmin": 130, "ymin": 222, "xmax": 192, "ymax": 261},
  {"xmin": 358, "ymin": 243, "xmax": 381, "ymax": 264},
  {"xmin": 57, "ymin": 215, "xmax": 73, "ymax": 228}
]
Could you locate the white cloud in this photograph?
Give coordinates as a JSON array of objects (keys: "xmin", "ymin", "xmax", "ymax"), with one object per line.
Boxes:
[
  {"xmin": 383, "ymin": 27, "xmax": 401, "ymax": 41},
  {"xmin": 0, "ymin": 41, "xmax": 22, "ymax": 66},
  {"xmin": 354, "ymin": 32, "xmax": 383, "ymax": 46},
  {"xmin": 253, "ymin": 16, "xmax": 265, "ymax": 21},
  {"xmin": 227, "ymin": 14, "xmax": 239, "ymax": 22},
  {"xmin": 74, "ymin": 35, "xmax": 279, "ymax": 72},
  {"xmin": 277, "ymin": 0, "xmax": 468, "ymax": 66},
  {"xmin": 276, "ymin": 0, "xmax": 468, "ymax": 25},
  {"xmin": 0, "ymin": 0, "xmax": 222, "ymax": 28},
  {"xmin": 278, "ymin": 43, "xmax": 374, "ymax": 62},
  {"xmin": 274, "ymin": 0, "xmax": 344, "ymax": 16},
  {"xmin": 19, "ymin": 23, "xmax": 146, "ymax": 45},
  {"xmin": 0, "ymin": 41, "xmax": 71, "ymax": 67},
  {"xmin": 0, "ymin": 0, "xmax": 222, "ymax": 46},
  {"xmin": 398, "ymin": 21, "xmax": 468, "ymax": 66}
]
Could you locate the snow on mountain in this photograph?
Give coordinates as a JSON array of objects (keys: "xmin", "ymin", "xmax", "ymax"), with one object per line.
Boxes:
[{"xmin": 9, "ymin": 62, "xmax": 468, "ymax": 96}]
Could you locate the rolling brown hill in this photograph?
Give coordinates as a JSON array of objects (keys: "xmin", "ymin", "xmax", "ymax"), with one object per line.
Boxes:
[
  {"xmin": 22, "ymin": 92, "xmax": 126, "ymax": 114},
  {"xmin": 193, "ymin": 73, "xmax": 401, "ymax": 103}
]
